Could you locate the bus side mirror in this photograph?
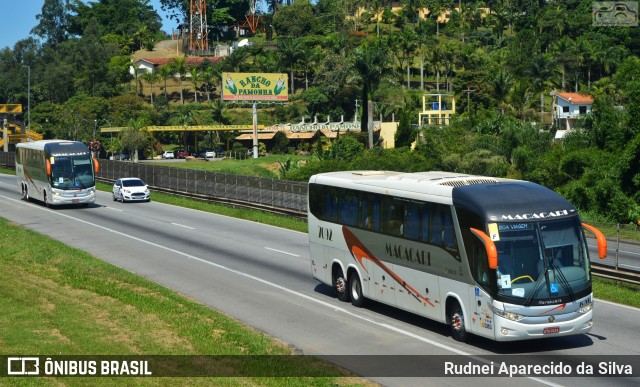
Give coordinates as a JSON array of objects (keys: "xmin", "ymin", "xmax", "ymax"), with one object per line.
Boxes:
[
  {"xmin": 582, "ymin": 223, "xmax": 607, "ymax": 259},
  {"xmin": 93, "ymin": 157, "xmax": 100, "ymax": 174},
  {"xmin": 470, "ymin": 228, "xmax": 498, "ymax": 270}
]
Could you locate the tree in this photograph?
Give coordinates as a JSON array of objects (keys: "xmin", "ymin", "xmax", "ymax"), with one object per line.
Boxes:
[
  {"xmin": 157, "ymin": 65, "xmax": 173, "ymax": 98},
  {"xmin": 121, "ymin": 117, "xmax": 149, "ymax": 162},
  {"xmin": 168, "ymin": 57, "xmax": 187, "ymax": 104},
  {"xmin": 277, "ymin": 37, "xmax": 304, "ymax": 94},
  {"xmin": 352, "ymin": 38, "xmax": 389, "ymax": 132},
  {"xmin": 141, "ymin": 71, "xmax": 159, "ymax": 104},
  {"xmin": 189, "ymin": 67, "xmax": 199, "ymax": 103},
  {"xmin": 32, "ymin": 0, "xmax": 71, "ymax": 47}
]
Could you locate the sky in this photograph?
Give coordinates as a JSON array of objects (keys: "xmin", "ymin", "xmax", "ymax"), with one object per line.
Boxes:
[{"xmin": 0, "ymin": 0, "xmax": 176, "ymax": 50}]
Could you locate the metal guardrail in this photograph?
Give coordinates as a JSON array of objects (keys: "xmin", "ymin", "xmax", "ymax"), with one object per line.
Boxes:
[
  {"xmin": 97, "ymin": 159, "xmax": 308, "ymax": 214},
  {"xmin": 591, "ymin": 264, "xmax": 640, "ymax": 286}
]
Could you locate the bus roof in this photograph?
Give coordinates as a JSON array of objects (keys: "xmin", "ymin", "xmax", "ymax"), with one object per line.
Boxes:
[
  {"xmin": 17, "ymin": 140, "xmax": 90, "ymax": 156},
  {"xmin": 310, "ymin": 171, "xmax": 577, "ymax": 221},
  {"xmin": 452, "ymin": 181, "xmax": 577, "ymax": 222}
]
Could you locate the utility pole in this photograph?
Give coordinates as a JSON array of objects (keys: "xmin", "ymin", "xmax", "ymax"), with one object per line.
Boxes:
[
  {"xmin": 463, "ymin": 84, "xmax": 474, "ymax": 116},
  {"xmin": 26, "ymin": 65, "xmax": 30, "ymax": 141}
]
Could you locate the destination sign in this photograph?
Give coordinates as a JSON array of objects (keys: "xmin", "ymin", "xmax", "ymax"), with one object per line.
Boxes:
[{"xmin": 498, "ymin": 223, "xmax": 533, "ymax": 232}]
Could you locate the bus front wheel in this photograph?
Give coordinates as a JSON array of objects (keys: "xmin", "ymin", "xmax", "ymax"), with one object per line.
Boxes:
[
  {"xmin": 448, "ymin": 302, "xmax": 469, "ymax": 342},
  {"xmin": 43, "ymin": 192, "xmax": 50, "ymax": 208},
  {"xmin": 332, "ymin": 268, "xmax": 350, "ymax": 302},
  {"xmin": 22, "ymin": 185, "xmax": 29, "ymax": 201},
  {"xmin": 349, "ymin": 273, "xmax": 365, "ymax": 307}
]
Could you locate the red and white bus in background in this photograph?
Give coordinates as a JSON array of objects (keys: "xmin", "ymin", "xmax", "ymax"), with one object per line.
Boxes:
[{"xmin": 308, "ymin": 171, "xmax": 607, "ymax": 342}]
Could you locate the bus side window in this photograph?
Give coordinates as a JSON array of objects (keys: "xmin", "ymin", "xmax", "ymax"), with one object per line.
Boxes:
[
  {"xmin": 443, "ymin": 209, "xmax": 457, "ymax": 250},
  {"xmin": 382, "ymin": 198, "xmax": 403, "ymax": 236},
  {"xmin": 359, "ymin": 194, "xmax": 381, "ymax": 231},
  {"xmin": 323, "ymin": 188, "xmax": 338, "ymax": 222},
  {"xmin": 420, "ymin": 204, "xmax": 430, "ymax": 242},
  {"xmin": 339, "ymin": 190, "xmax": 358, "ymax": 226},
  {"xmin": 474, "ymin": 241, "xmax": 490, "ymax": 285},
  {"xmin": 404, "ymin": 202, "xmax": 421, "ymax": 240},
  {"xmin": 431, "ymin": 205, "xmax": 444, "ymax": 244}
]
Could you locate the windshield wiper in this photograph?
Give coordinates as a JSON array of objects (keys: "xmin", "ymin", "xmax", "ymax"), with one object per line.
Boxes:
[
  {"xmin": 550, "ymin": 263, "xmax": 575, "ymax": 302},
  {"xmin": 524, "ymin": 267, "xmax": 548, "ymax": 307}
]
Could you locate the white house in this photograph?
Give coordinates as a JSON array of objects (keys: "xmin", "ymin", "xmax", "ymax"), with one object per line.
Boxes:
[
  {"xmin": 551, "ymin": 92, "xmax": 594, "ymax": 139},
  {"xmin": 129, "ymin": 57, "xmax": 222, "ymax": 76}
]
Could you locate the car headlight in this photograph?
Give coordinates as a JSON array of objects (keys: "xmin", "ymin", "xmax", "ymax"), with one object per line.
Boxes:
[
  {"xmin": 579, "ymin": 302, "xmax": 593, "ymax": 314},
  {"xmin": 490, "ymin": 304, "xmax": 525, "ymax": 321}
]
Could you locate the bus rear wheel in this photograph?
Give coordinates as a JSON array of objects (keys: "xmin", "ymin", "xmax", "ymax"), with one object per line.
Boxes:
[
  {"xmin": 349, "ymin": 273, "xmax": 365, "ymax": 307},
  {"xmin": 332, "ymin": 268, "xmax": 350, "ymax": 302},
  {"xmin": 449, "ymin": 302, "xmax": 469, "ymax": 342},
  {"xmin": 22, "ymin": 185, "xmax": 29, "ymax": 201}
]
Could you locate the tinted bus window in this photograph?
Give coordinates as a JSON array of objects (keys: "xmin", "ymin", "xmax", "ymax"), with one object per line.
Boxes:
[{"xmin": 340, "ymin": 189, "xmax": 359, "ymax": 226}]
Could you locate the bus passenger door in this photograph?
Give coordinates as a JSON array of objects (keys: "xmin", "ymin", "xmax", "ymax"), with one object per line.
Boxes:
[{"xmin": 468, "ymin": 240, "xmax": 496, "ymax": 339}]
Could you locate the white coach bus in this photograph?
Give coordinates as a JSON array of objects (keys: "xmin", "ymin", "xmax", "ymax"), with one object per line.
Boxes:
[
  {"xmin": 16, "ymin": 140, "xmax": 99, "ymax": 207},
  {"xmin": 308, "ymin": 171, "xmax": 607, "ymax": 342}
]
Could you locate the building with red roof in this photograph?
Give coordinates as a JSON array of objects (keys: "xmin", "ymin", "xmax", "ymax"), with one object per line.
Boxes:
[{"xmin": 551, "ymin": 92, "xmax": 594, "ymax": 139}]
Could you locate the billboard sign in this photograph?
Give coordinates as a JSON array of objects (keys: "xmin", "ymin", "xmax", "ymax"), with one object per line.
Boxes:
[{"xmin": 222, "ymin": 73, "xmax": 288, "ymax": 101}]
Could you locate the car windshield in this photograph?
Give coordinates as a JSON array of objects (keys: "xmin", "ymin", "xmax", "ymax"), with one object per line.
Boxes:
[
  {"xmin": 493, "ymin": 217, "xmax": 590, "ymax": 305},
  {"xmin": 50, "ymin": 156, "xmax": 94, "ymax": 190},
  {"xmin": 122, "ymin": 179, "xmax": 145, "ymax": 187}
]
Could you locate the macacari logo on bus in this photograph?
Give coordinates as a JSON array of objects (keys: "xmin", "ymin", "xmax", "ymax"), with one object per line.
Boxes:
[{"xmin": 222, "ymin": 72, "xmax": 289, "ymax": 101}]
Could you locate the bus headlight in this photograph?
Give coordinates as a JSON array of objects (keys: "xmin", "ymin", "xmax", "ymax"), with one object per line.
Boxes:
[
  {"xmin": 490, "ymin": 304, "xmax": 524, "ymax": 322},
  {"xmin": 579, "ymin": 302, "xmax": 593, "ymax": 314}
]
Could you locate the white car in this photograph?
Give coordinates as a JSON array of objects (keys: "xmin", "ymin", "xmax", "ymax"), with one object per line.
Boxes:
[
  {"xmin": 162, "ymin": 151, "xmax": 175, "ymax": 159},
  {"xmin": 112, "ymin": 178, "xmax": 151, "ymax": 203}
]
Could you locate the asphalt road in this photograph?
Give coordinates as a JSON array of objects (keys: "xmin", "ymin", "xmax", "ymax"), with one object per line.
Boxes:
[{"xmin": 0, "ymin": 173, "xmax": 638, "ymax": 386}]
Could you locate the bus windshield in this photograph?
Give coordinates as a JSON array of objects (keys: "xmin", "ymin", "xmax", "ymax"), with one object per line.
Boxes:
[
  {"xmin": 493, "ymin": 217, "xmax": 590, "ymax": 305},
  {"xmin": 50, "ymin": 155, "xmax": 95, "ymax": 190}
]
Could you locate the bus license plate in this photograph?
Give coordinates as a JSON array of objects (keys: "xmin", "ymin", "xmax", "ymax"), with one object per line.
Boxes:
[
  {"xmin": 72, "ymin": 199, "xmax": 79, "ymax": 203},
  {"xmin": 543, "ymin": 327, "xmax": 560, "ymax": 334}
]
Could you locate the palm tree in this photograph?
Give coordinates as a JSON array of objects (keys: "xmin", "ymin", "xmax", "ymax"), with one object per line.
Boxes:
[
  {"xmin": 189, "ymin": 67, "xmax": 199, "ymax": 103},
  {"xmin": 158, "ymin": 65, "xmax": 173, "ymax": 98},
  {"xmin": 131, "ymin": 63, "xmax": 142, "ymax": 95},
  {"xmin": 491, "ymin": 70, "xmax": 513, "ymax": 115},
  {"xmin": 169, "ymin": 57, "xmax": 187, "ymax": 104},
  {"xmin": 277, "ymin": 37, "xmax": 304, "ymax": 94},
  {"xmin": 351, "ymin": 38, "xmax": 389, "ymax": 134},
  {"xmin": 200, "ymin": 65, "xmax": 222, "ymax": 102},
  {"xmin": 141, "ymin": 70, "xmax": 159, "ymax": 104},
  {"xmin": 121, "ymin": 117, "xmax": 149, "ymax": 162}
]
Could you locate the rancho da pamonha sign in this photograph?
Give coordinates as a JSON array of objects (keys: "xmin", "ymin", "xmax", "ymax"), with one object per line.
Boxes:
[{"xmin": 222, "ymin": 73, "xmax": 289, "ymax": 101}]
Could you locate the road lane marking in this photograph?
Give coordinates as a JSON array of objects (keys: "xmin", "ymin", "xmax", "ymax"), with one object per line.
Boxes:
[
  {"xmin": 0, "ymin": 194, "xmax": 566, "ymax": 385},
  {"xmin": 105, "ymin": 207, "xmax": 124, "ymax": 212},
  {"xmin": 172, "ymin": 223, "xmax": 195, "ymax": 230},
  {"xmin": 265, "ymin": 247, "xmax": 299, "ymax": 257}
]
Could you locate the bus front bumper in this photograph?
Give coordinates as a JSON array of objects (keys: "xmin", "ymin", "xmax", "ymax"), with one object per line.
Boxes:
[
  {"xmin": 493, "ymin": 310, "xmax": 593, "ymax": 341},
  {"xmin": 51, "ymin": 190, "xmax": 96, "ymax": 205}
]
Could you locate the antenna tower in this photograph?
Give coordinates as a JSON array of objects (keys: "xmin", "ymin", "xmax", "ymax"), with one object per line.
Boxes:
[
  {"xmin": 190, "ymin": 0, "xmax": 208, "ymax": 52},
  {"xmin": 241, "ymin": 0, "xmax": 261, "ymax": 34}
]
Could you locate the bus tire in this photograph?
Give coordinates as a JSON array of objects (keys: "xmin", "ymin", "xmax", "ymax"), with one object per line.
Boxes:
[
  {"xmin": 332, "ymin": 267, "xmax": 350, "ymax": 302},
  {"xmin": 22, "ymin": 185, "xmax": 29, "ymax": 201},
  {"xmin": 448, "ymin": 301, "xmax": 469, "ymax": 342},
  {"xmin": 349, "ymin": 273, "xmax": 365, "ymax": 307},
  {"xmin": 43, "ymin": 192, "xmax": 50, "ymax": 208}
]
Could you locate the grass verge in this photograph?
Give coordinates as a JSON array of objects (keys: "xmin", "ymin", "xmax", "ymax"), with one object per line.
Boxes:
[{"xmin": 0, "ymin": 217, "xmax": 365, "ymax": 385}]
